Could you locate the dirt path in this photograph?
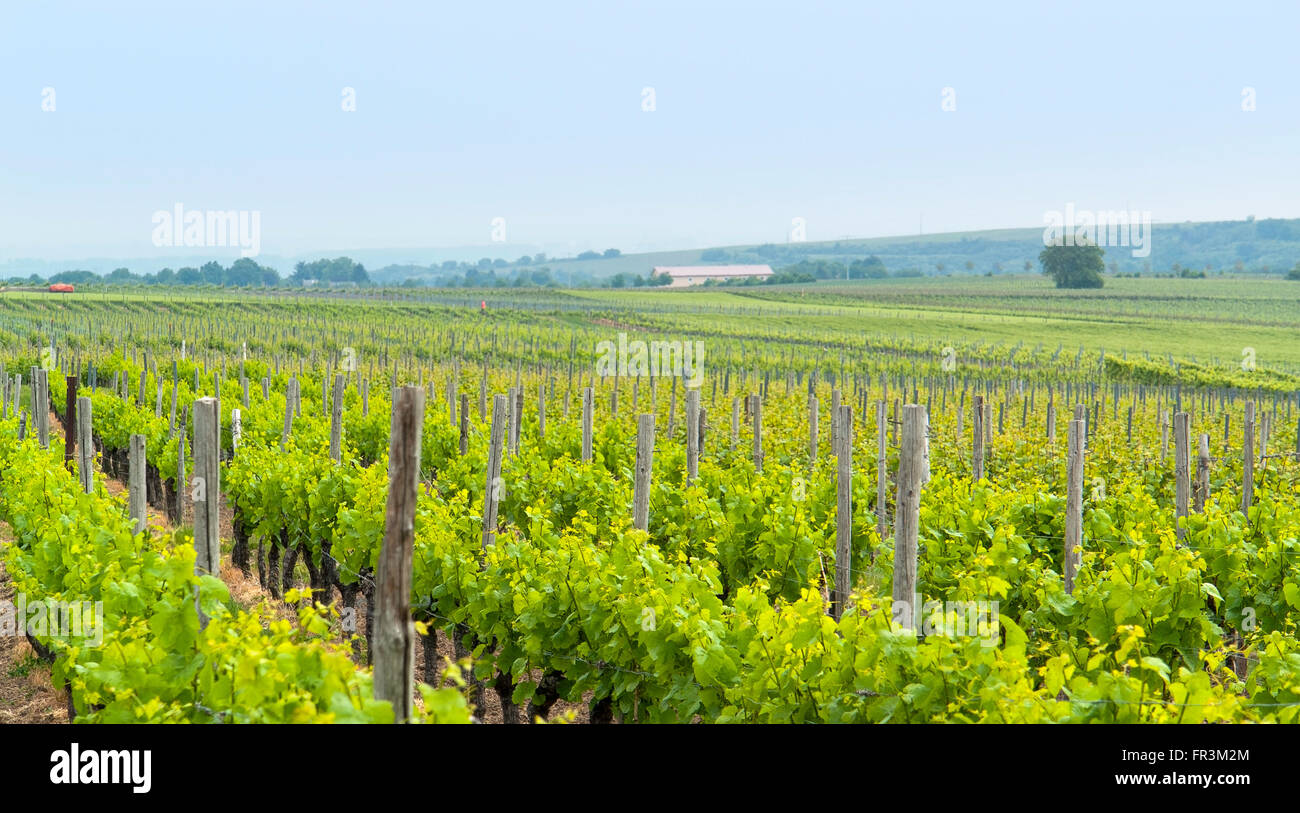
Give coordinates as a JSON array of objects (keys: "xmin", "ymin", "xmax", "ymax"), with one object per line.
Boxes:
[{"xmin": 0, "ymin": 528, "xmax": 70, "ymax": 723}]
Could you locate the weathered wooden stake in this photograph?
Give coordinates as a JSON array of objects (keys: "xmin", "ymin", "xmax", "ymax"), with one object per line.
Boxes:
[
  {"xmin": 329, "ymin": 374, "xmax": 345, "ymax": 462},
  {"xmin": 129, "ymin": 433, "xmax": 147, "ymax": 536},
  {"xmin": 1195, "ymin": 433, "xmax": 1210, "ymax": 512},
  {"xmin": 832, "ymin": 404, "xmax": 853, "ymax": 621},
  {"xmin": 459, "ymin": 393, "xmax": 470, "ymax": 455},
  {"xmin": 875, "ymin": 399, "xmax": 888, "ymax": 543},
  {"xmin": 482, "ymin": 394, "xmax": 507, "ymax": 548},
  {"xmin": 281, "ymin": 378, "xmax": 297, "ymax": 450},
  {"xmin": 633, "ymin": 414, "xmax": 655, "ymax": 531},
  {"xmin": 808, "ymin": 395, "xmax": 819, "ymax": 469},
  {"xmin": 686, "ymin": 389, "xmax": 699, "ymax": 482},
  {"xmin": 176, "ymin": 407, "xmax": 187, "ymax": 524},
  {"xmin": 1064, "ymin": 419, "xmax": 1084, "ymax": 594},
  {"xmin": 64, "ymin": 376, "xmax": 78, "ymax": 470},
  {"xmin": 192, "ymin": 397, "xmax": 221, "ymax": 578},
  {"xmin": 76, "ymin": 396, "xmax": 93, "ymax": 494},
  {"xmin": 1174, "ymin": 411, "xmax": 1189, "ymax": 541},
  {"xmin": 1242, "ymin": 401, "xmax": 1255, "ymax": 520},
  {"xmin": 730, "ymin": 397, "xmax": 740, "ymax": 451},
  {"xmin": 374, "ymin": 385, "xmax": 425, "ymax": 723},
  {"xmin": 581, "ymin": 387, "xmax": 594, "ymax": 463},
  {"xmin": 891, "ymin": 404, "xmax": 928, "ymax": 631}
]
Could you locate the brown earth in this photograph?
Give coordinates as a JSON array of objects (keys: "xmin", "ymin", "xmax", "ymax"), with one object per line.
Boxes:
[{"xmin": 0, "ymin": 543, "xmax": 70, "ymax": 723}]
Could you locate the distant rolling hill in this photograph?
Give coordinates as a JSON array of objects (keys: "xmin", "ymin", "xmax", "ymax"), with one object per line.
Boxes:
[
  {"xmin": 371, "ymin": 217, "xmax": 1300, "ymax": 284},
  {"xmin": 9, "ymin": 217, "xmax": 1298, "ymax": 284}
]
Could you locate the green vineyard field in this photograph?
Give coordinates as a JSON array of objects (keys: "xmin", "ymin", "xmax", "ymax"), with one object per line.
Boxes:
[{"xmin": 1, "ymin": 284, "xmax": 1298, "ymax": 724}]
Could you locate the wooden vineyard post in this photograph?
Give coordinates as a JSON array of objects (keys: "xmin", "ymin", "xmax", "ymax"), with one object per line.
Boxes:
[
  {"xmin": 876, "ymin": 400, "xmax": 888, "ymax": 542},
  {"xmin": 479, "ymin": 360, "xmax": 488, "ymax": 421},
  {"xmin": 1064, "ymin": 419, "xmax": 1084, "ymax": 594},
  {"xmin": 1160, "ymin": 410, "xmax": 1169, "ymax": 463},
  {"xmin": 129, "ymin": 433, "xmax": 147, "ymax": 536},
  {"xmin": 808, "ymin": 394, "xmax": 818, "ymax": 469},
  {"xmin": 281, "ymin": 378, "xmax": 296, "ymax": 451},
  {"xmin": 832, "ymin": 404, "xmax": 853, "ymax": 621},
  {"xmin": 564, "ymin": 364, "xmax": 573, "ymax": 419},
  {"xmin": 985, "ymin": 400, "xmax": 993, "ymax": 461},
  {"xmin": 64, "ymin": 375, "xmax": 78, "ymax": 470},
  {"xmin": 374, "ymin": 385, "xmax": 424, "ymax": 723},
  {"xmin": 686, "ymin": 389, "xmax": 699, "ymax": 482},
  {"xmin": 891, "ymin": 404, "xmax": 928, "ymax": 632},
  {"xmin": 751, "ymin": 394, "xmax": 763, "ymax": 472},
  {"xmin": 730, "ymin": 397, "xmax": 740, "ymax": 451},
  {"xmin": 76, "ymin": 396, "xmax": 93, "ymax": 494},
  {"xmin": 192, "ymin": 398, "xmax": 221, "ymax": 579},
  {"xmin": 972, "ymin": 394, "xmax": 985, "ymax": 482},
  {"xmin": 537, "ymin": 384, "xmax": 546, "ymax": 442},
  {"xmin": 36, "ymin": 369, "xmax": 49, "ymax": 449},
  {"xmin": 1260, "ymin": 413, "xmax": 1271, "ymax": 470},
  {"xmin": 697, "ymin": 404, "xmax": 707, "ymax": 461},
  {"xmin": 668, "ymin": 379, "xmax": 678, "ymax": 437},
  {"xmin": 329, "ymin": 374, "xmax": 345, "ymax": 462},
  {"xmin": 1046, "ymin": 398, "xmax": 1056, "ymax": 445},
  {"xmin": 581, "ymin": 387, "xmax": 594, "ymax": 463},
  {"xmin": 830, "ymin": 388, "xmax": 841, "ymax": 453},
  {"xmin": 1174, "ymin": 411, "xmax": 1189, "ymax": 542},
  {"xmin": 482, "ymin": 394, "xmax": 506, "ymax": 548},
  {"xmin": 511, "ymin": 388, "xmax": 523, "ymax": 456},
  {"xmin": 633, "ymin": 414, "xmax": 655, "ymax": 532},
  {"xmin": 1242, "ymin": 401, "xmax": 1255, "ymax": 521},
  {"xmin": 1195, "ymin": 433, "xmax": 1211, "ymax": 512},
  {"xmin": 231, "ymin": 408, "xmax": 242, "ymax": 457},
  {"xmin": 176, "ymin": 407, "xmax": 187, "ymax": 525},
  {"xmin": 169, "ymin": 377, "xmax": 178, "ymax": 436},
  {"xmin": 459, "ymin": 393, "xmax": 470, "ymax": 456}
]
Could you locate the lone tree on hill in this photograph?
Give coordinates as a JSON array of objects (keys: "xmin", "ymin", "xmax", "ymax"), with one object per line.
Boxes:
[{"xmin": 1039, "ymin": 239, "xmax": 1105, "ymax": 289}]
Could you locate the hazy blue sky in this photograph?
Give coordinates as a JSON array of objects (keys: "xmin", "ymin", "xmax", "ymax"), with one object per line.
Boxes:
[{"xmin": 2, "ymin": 0, "xmax": 1297, "ymax": 261}]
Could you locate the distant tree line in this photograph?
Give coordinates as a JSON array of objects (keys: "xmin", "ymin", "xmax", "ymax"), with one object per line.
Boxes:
[{"xmin": 4, "ymin": 257, "xmax": 372, "ymax": 288}]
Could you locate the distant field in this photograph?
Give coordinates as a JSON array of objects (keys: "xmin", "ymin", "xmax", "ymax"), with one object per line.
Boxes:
[
  {"xmin": 11, "ymin": 274, "xmax": 1299, "ymax": 371},
  {"xmin": 572, "ymin": 275, "xmax": 1300, "ymax": 371}
]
